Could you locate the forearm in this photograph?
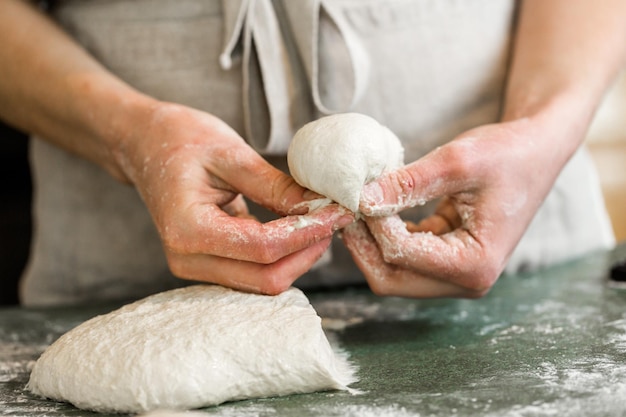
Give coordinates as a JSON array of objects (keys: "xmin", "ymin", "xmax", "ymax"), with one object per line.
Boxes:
[
  {"xmin": 503, "ymin": 0, "xmax": 626, "ymax": 157},
  {"xmin": 0, "ymin": 0, "xmax": 156, "ymax": 181}
]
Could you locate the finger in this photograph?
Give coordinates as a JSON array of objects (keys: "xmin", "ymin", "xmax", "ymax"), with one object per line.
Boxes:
[
  {"xmin": 359, "ymin": 143, "xmax": 475, "ymax": 216},
  {"xmin": 364, "ymin": 216, "xmax": 499, "ymax": 292},
  {"xmin": 341, "ymin": 222, "xmax": 479, "ymax": 298},
  {"xmin": 209, "ymin": 141, "xmax": 317, "ymax": 215},
  {"xmin": 221, "ymin": 194, "xmax": 251, "ymax": 218},
  {"xmin": 166, "ymin": 202, "xmax": 354, "ymax": 264},
  {"xmin": 410, "ymin": 216, "xmax": 453, "ymax": 234},
  {"xmin": 168, "ymin": 238, "xmax": 333, "ymax": 295},
  {"xmin": 410, "ymin": 197, "xmax": 462, "ymax": 235}
]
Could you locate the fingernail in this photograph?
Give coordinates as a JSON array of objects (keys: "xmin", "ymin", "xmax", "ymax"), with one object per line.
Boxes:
[
  {"xmin": 360, "ymin": 182, "xmax": 388, "ymax": 216},
  {"xmin": 334, "ymin": 213, "xmax": 356, "ymax": 230},
  {"xmin": 303, "ymin": 189, "xmax": 322, "ymax": 201},
  {"xmin": 361, "ymin": 182, "xmax": 384, "ymax": 207}
]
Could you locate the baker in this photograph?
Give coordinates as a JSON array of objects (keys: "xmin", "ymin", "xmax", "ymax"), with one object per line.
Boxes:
[{"xmin": 1, "ymin": 0, "xmax": 623, "ymax": 306}]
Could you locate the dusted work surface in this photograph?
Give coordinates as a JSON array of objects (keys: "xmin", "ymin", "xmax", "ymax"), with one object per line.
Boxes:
[{"xmin": 2, "ymin": 244, "xmax": 626, "ymax": 417}]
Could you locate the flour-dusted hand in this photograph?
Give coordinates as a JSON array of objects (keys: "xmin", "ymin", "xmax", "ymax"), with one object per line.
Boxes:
[
  {"xmin": 344, "ymin": 120, "xmax": 556, "ymax": 298},
  {"xmin": 0, "ymin": 0, "xmax": 354, "ymax": 295},
  {"xmin": 118, "ymin": 103, "xmax": 354, "ymax": 294},
  {"xmin": 342, "ymin": 0, "xmax": 626, "ymax": 298}
]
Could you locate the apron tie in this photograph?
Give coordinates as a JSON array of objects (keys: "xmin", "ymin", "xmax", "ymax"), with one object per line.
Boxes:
[
  {"xmin": 220, "ymin": 0, "xmax": 295, "ymax": 154},
  {"xmin": 219, "ymin": 0, "xmax": 370, "ymax": 154},
  {"xmin": 282, "ymin": 0, "xmax": 370, "ymax": 115}
]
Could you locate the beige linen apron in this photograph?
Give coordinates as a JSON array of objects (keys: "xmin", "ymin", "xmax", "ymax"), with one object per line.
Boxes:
[{"xmin": 21, "ymin": 0, "xmax": 614, "ymax": 306}]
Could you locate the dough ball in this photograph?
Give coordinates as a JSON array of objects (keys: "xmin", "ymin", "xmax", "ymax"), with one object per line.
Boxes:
[
  {"xmin": 27, "ymin": 285, "xmax": 357, "ymax": 413},
  {"xmin": 288, "ymin": 113, "xmax": 404, "ymax": 212}
]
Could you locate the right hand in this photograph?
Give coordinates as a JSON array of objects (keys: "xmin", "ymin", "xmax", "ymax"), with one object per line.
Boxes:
[{"xmin": 116, "ymin": 102, "xmax": 354, "ymax": 294}]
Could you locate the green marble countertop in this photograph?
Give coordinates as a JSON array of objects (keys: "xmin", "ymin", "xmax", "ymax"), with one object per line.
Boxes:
[{"xmin": 2, "ymin": 244, "xmax": 626, "ymax": 417}]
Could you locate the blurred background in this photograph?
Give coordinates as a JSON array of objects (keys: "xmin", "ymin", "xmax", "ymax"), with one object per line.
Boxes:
[
  {"xmin": 1, "ymin": 122, "xmax": 31, "ymax": 306},
  {"xmin": 586, "ymin": 72, "xmax": 626, "ymax": 243},
  {"xmin": 1, "ymin": 73, "xmax": 625, "ymax": 306}
]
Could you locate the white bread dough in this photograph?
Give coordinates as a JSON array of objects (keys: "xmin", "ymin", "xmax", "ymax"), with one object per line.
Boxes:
[
  {"xmin": 27, "ymin": 285, "xmax": 356, "ymax": 413},
  {"xmin": 288, "ymin": 113, "xmax": 404, "ymax": 212}
]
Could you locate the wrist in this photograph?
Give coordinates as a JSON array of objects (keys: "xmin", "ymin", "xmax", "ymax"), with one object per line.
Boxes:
[
  {"xmin": 501, "ymin": 86, "xmax": 595, "ymax": 161},
  {"xmin": 71, "ymin": 72, "xmax": 160, "ymax": 184}
]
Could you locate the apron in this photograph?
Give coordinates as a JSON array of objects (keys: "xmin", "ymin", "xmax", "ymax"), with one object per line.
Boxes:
[{"xmin": 21, "ymin": 0, "xmax": 614, "ymax": 306}]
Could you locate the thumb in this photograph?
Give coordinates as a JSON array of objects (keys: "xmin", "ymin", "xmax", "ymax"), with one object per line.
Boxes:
[
  {"xmin": 359, "ymin": 145, "xmax": 470, "ymax": 216},
  {"xmin": 212, "ymin": 143, "xmax": 316, "ymax": 216}
]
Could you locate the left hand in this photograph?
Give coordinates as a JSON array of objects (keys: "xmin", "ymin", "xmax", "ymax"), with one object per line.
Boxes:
[
  {"xmin": 341, "ymin": 0, "xmax": 626, "ymax": 299},
  {"xmin": 342, "ymin": 118, "xmax": 569, "ymax": 298}
]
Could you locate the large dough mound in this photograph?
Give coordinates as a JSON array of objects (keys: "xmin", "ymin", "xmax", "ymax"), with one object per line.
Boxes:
[
  {"xmin": 288, "ymin": 113, "xmax": 404, "ymax": 212},
  {"xmin": 27, "ymin": 285, "xmax": 356, "ymax": 413}
]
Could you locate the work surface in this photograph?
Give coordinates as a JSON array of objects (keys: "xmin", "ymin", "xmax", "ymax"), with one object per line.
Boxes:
[{"xmin": 2, "ymin": 244, "xmax": 626, "ymax": 417}]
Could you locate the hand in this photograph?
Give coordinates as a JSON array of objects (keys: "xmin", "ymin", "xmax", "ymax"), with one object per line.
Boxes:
[
  {"xmin": 340, "ymin": 0, "xmax": 626, "ymax": 299},
  {"xmin": 342, "ymin": 119, "xmax": 570, "ymax": 298},
  {"xmin": 117, "ymin": 102, "xmax": 354, "ymax": 294}
]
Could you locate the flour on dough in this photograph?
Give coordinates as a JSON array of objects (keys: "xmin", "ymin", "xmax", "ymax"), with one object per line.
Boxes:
[
  {"xmin": 288, "ymin": 113, "xmax": 404, "ymax": 212},
  {"xmin": 27, "ymin": 285, "xmax": 357, "ymax": 413}
]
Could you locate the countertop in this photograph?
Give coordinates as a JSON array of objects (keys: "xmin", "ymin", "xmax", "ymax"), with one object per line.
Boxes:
[{"xmin": 2, "ymin": 244, "xmax": 626, "ymax": 417}]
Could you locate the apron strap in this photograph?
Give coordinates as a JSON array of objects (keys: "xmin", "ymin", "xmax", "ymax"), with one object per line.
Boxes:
[
  {"xmin": 219, "ymin": 0, "xmax": 369, "ymax": 154},
  {"xmin": 285, "ymin": 0, "xmax": 370, "ymax": 115},
  {"xmin": 220, "ymin": 0, "xmax": 296, "ymax": 154}
]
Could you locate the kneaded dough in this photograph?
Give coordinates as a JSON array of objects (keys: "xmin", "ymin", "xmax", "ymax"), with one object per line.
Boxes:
[
  {"xmin": 288, "ymin": 113, "xmax": 404, "ymax": 212},
  {"xmin": 27, "ymin": 285, "xmax": 357, "ymax": 413}
]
